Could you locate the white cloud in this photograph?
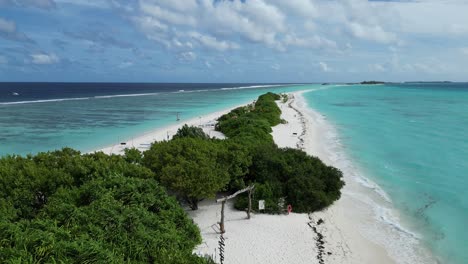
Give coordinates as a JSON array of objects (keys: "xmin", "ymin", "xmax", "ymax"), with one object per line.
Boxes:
[
  {"xmin": 284, "ymin": 34, "xmax": 337, "ymax": 50},
  {"xmin": 461, "ymin": 47, "xmax": 468, "ymax": 56},
  {"xmin": 140, "ymin": 2, "xmax": 197, "ymax": 26},
  {"xmin": 177, "ymin": 51, "xmax": 196, "ymax": 62},
  {"xmin": 118, "ymin": 60, "xmax": 133, "ymax": 68},
  {"xmin": 56, "ymin": 0, "xmax": 108, "ymax": 9},
  {"xmin": 394, "ymin": 1, "xmax": 468, "ymax": 36},
  {"xmin": 130, "ymin": 0, "xmax": 404, "ymax": 52},
  {"xmin": 25, "ymin": 0, "xmax": 55, "ymax": 9},
  {"xmin": 134, "ymin": 0, "xmax": 287, "ymax": 50},
  {"xmin": 133, "ymin": 16, "xmax": 168, "ymax": 33},
  {"xmin": 132, "ymin": 16, "xmax": 170, "ymax": 46},
  {"xmin": 304, "ymin": 21, "xmax": 317, "ymax": 32},
  {"xmin": 1, "ymin": 0, "xmax": 56, "ymax": 9},
  {"xmin": 7, "ymin": 0, "xmax": 468, "ymax": 81},
  {"xmin": 270, "ymin": 0, "xmax": 317, "ymax": 18},
  {"xmin": 0, "ymin": 17, "xmax": 32, "ymax": 42},
  {"xmin": 348, "ymin": 22, "xmax": 397, "ymax": 44},
  {"xmin": 369, "ymin": 63, "xmax": 386, "ymax": 72},
  {"xmin": 319, "ymin": 62, "xmax": 331, "ymax": 72},
  {"xmin": 0, "ymin": 17, "xmax": 15, "ymax": 33},
  {"xmin": 200, "ymin": 0, "xmax": 285, "ymax": 47},
  {"xmin": 187, "ymin": 32, "xmax": 239, "ymax": 51},
  {"xmin": 31, "ymin": 53, "xmax": 60, "ymax": 64},
  {"xmin": 153, "ymin": 0, "xmax": 198, "ymax": 12}
]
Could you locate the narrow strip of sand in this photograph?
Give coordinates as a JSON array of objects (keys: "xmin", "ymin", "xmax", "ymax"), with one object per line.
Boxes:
[
  {"xmin": 188, "ymin": 93, "xmax": 396, "ymax": 264},
  {"xmin": 94, "ymin": 92, "xmax": 430, "ymax": 263},
  {"xmin": 96, "ymin": 105, "xmax": 242, "ymax": 155}
]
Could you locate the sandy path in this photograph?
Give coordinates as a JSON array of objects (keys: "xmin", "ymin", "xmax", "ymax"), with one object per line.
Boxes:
[
  {"xmin": 189, "ymin": 93, "xmax": 395, "ymax": 264},
  {"xmin": 93, "ymin": 91, "xmax": 431, "ymax": 263}
]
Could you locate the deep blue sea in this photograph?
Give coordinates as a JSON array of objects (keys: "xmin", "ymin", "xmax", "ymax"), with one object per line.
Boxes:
[
  {"xmin": 303, "ymin": 83, "xmax": 468, "ymax": 264},
  {"xmin": 0, "ymin": 83, "xmax": 311, "ymax": 155}
]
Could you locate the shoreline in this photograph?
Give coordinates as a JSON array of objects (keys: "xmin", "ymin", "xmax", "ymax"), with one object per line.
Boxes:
[
  {"xmin": 272, "ymin": 92, "xmax": 395, "ymax": 264},
  {"xmin": 94, "ymin": 90, "xmax": 435, "ymax": 263},
  {"xmin": 189, "ymin": 93, "xmax": 396, "ymax": 263},
  {"xmin": 294, "ymin": 91, "xmax": 436, "ymax": 264},
  {"xmin": 95, "ymin": 103, "xmax": 250, "ymax": 155}
]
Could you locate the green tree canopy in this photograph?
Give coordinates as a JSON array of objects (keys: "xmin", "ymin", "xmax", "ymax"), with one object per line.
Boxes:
[
  {"xmin": 143, "ymin": 138, "xmax": 230, "ymax": 210},
  {"xmin": 123, "ymin": 147, "xmax": 143, "ymax": 164},
  {"xmin": 172, "ymin": 124, "xmax": 209, "ymax": 140},
  {"xmin": 0, "ymin": 148, "xmax": 206, "ymax": 263},
  {"xmin": 235, "ymin": 146, "xmax": 345, "ymax": 213},
  {"xmin": 216, "ymin": 92, "xmax": 281, "ymax": 146},
  {"xmin": 214, "ymin": 92, "xmax": 345, "ymax": 213}
]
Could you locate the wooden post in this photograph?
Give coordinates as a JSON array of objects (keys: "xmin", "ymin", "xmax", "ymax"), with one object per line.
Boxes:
[
  {"xmin": 216, "ymin": 185, "xmax": 254, "ymax": 234},
  {"xmin": 220, "ymin": 201, "xmax": 226, "ymax": 234},
  {"xmin": 247, "ymin": 189, "xmax": 252, "ymax": 219}
]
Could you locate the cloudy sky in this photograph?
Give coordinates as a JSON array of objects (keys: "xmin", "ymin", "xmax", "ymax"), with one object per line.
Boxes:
[{"xmin": 1, "ymin": 0, "xmax": 468, "ymax": 82}]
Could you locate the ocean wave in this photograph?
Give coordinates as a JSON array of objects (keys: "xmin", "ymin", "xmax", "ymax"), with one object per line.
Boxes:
[
  {"xmin": 172, "ymin": 89, "xmax": 212, "ymax": 93},
  {"xmin": 170, "ymin": 84, "xmax": 288, "ymax": 94},
  {"xmin": 0, "ymin": 92, "xmax": 161, "ymax": 105},
  {"xmin": 0, "ymin": 84, "xmax": 291, "ymax": 105},
  {"xmin": 93, "ymin": 92, "xmax": 160, "ymax": 99},
  {"xmin": 220, "ymin": 84, "xmax": 285, "ymax": 90},
  {"xmin": 298, "ymin": 91, "xmax": 435, "ymax": 263},
  {"xmin": 0, "ymin": 97, "xmax": 90, "ymax": 105}
]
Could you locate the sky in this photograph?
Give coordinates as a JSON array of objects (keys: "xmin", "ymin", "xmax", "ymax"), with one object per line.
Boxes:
[{"xmin": 1, "ymin": 0, "xmax": 468, "ymax": 83}]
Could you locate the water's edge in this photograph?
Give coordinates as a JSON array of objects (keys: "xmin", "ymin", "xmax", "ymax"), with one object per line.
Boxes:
[{"xmin": 297, "ymin": 90, "xmax": 438, "ymax": 264}]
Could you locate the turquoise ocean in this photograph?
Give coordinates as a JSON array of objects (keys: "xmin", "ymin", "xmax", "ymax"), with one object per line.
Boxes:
[
  {"xmin": 0, "ymin": 83, "xmax": 310, "ymax": 156},
  {"xmin": 303, "ymin": 83, "xmax": 468, "ymax": 264},
  {"xmin": 1, "ymin": 82, "xmax": 467, "ymax": 263}
]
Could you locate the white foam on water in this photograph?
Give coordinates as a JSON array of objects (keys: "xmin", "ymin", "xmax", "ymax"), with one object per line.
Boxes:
[
  {"xmin": 1, "ymin": 84, "xmax": 300, "ymax": 106},
  {"xmin": 93, "ymin": 92, "xmax": 160, "ymax": 98},
  {"xmin": 220, "ymin": 84, "xmax": 285, "ymax": 90},
  {"xmin": 297, "ymin": 90, "xmax": 437, "ymax": 264},
  {"xmin": 0, "ymin": 97, "xmax": 91, "ymax": 105}
]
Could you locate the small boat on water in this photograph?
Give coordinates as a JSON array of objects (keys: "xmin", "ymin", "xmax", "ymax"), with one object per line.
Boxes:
[{"xmin": 12, "ymin": 92, "xmax": 19, "ymax": 96}]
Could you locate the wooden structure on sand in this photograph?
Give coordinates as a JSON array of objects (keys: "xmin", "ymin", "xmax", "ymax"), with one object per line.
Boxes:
[{"xmin": 216, "ymin": 185, "xmax": 255, "ymax": 234}]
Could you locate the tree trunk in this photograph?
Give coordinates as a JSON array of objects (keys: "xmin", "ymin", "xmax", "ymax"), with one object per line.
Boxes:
[
  {"xmin": 220, "ymin": 201, "xmax": 225, "ymax": 233},
  {"xmin": 186, "ymin": 197, "xmax": 199, "ymax": 210},
  {"xmin": 247, "ymin": 189, "xmax": 252, "ymax": 219}
]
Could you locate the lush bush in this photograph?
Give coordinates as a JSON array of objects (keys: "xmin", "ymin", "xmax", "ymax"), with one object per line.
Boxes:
[
  {"xmin": 215, "ymin": 92, "xmax": 345, "ymax": 213},
  {"xmin": 214, "ymin": 139, "xmax": 252, "ymax": 191},
  {"xmin": 143, "ymin": 138, "xmax": 231, "ymax": 210},
  {"xmin": 0, "ymin": 148, "xmax": 206, "ymax": 263},
  {"xmin": 216, "ymin": 92, "xmax": 281, "ymax": 145},
  {"xmin": 124, "ymin": 147, "xmax": 143, "ymax": 164},
  {"xmin": 253, "ymin": 92, "xmax": 282, "ymax": 126},
  {"xmin": 234, "ymin": 146, "xmax": 345, "ymax": 213},
  {"xmin": 172, "ymin": 124, "xmax": 209, "ymax": 140}
]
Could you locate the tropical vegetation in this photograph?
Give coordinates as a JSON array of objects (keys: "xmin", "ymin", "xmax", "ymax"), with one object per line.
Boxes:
[
  {"xmin": 0, "ymin": 92, "xmax": 344, "ymax": 262},
  {"xmin": 0, "ymin": 149, "xmax": 207, "ymax": 263}
]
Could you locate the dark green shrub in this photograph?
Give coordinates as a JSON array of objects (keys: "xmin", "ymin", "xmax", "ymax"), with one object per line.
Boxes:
[
  {"xmin": 216, "ymin": 93, "xmax": 345, "ymax": 214},
  {"xmin": 173, "ymin": 124, "xmax": 209, "ymax": 140},
  {"xmin": 0, "ymin": 149, "xmax": 205, "ymax": 263},
  {"xmin": 143, "ymin": 138, "xmax": 230, "ymax": 210}
]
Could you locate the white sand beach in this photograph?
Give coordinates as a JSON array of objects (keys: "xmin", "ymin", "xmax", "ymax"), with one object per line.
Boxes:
[
  {"xmin": 97, "ymin": 107, "xmax": 233, "ymax": 155},
  {"xmin": 187, "ymin": 93, "xmax": 396, "ymax": 264},
  {"xmin": 95, "ymin": 92, "xmax": 433, "ymax": 264}
]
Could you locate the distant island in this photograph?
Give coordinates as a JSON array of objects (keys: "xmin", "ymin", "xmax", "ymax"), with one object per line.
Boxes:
[
  {"xmin": 404, "ymin": 81, "xmax": 453, "ymax": 84},
  {"xmin": 360, "ymin": 81, "xmax": 386, "ymax": 85}
]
